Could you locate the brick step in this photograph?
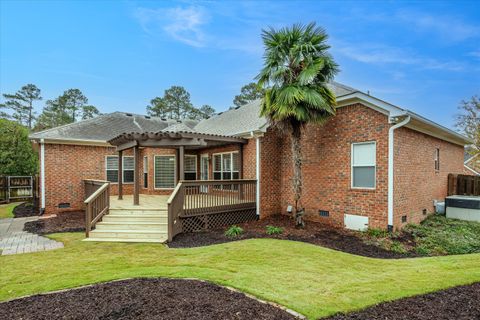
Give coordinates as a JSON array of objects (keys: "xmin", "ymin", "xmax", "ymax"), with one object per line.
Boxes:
[
  {"xmin": 89, "ymin": 229, "xmax": 167, "ymax": 240},
  {"xmin": 95, "ymin": 222, "xmax": 167, "ymax": 231},
  {"xmin": 102, "ymin": 215, "xmax": 167, "ymax": 223}
]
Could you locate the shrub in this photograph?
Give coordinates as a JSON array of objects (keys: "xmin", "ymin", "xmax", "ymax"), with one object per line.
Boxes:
[
  {"xmin": 266, "ymin": 225, "xmax": 283, "ymax": 235},
  {"xmin": 366, "ymin": 228, "xmax": 389, "ymax": 238},
  {"xmin": 225, "ymin": 225, "xmax": 243, "ymax": 238},
  {"xmin": 390, "ymin": 241, "xmax": 407, "ymax": 254}
]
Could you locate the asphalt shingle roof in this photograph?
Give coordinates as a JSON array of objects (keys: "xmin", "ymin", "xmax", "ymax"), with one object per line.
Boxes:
[{"xmin": 29, "ymin": 82, "xmax": 357, "ymax": 141}]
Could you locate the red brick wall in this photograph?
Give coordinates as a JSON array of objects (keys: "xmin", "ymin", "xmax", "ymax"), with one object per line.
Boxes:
[
  {"xmin": 260, "ymin": 104, "xmax": 390, "ymax": 228},
  {"xmin": 393, "ymin": 127, "xmax": 464, "ymax": 227}
]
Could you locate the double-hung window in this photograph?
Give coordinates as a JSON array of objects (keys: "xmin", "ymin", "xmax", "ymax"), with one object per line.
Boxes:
[
  {"xmin": 154, "ymin": 155, "xmax": 176, "ymax": 189},
  {"xmin": 434, "ymin": 148, "xmax": 440, "ymax": 171},
  {"xmin": 184, "ymin": 155, "xmax": 197, "ymax": 180},
  {"xmin": 213, "ymin": 152, "xmax": 239, "ymax": 180},
  {"xmin": 351, "ymin": 142, "xmax": 376, "ymax": 189},
  {"xmin": 105, "ymin": 155, "xmax": 134, "ymax": 183},
  {"xmin": 143, "ymin": 156, "xmax": 148, "ymax": 188}
]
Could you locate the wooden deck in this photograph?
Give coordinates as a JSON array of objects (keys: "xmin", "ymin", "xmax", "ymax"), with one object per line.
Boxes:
[{"xmin": 110, "ymin": 195, "xmax": 169, "ymax": 210}]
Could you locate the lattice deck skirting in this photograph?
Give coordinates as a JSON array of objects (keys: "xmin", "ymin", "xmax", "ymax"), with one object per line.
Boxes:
[{"xmin": 181, "ymin": 208, "xmax": 257, "ymax": 233}]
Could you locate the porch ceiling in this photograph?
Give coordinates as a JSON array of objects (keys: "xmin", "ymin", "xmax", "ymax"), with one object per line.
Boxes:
[{"xmin": 108, "ymin": 131, "xmax": 247, "ymax": 151}]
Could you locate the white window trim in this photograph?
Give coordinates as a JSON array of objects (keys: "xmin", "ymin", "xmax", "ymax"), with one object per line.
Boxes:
[
  {"xmin": 154, "ymin": 155, "xmax": 176, "ymax": 190},
  {"xmin": 212, "ymin": 151, "xmax": 239, "ymax": 180},
  {"xmin": 351, "ymin": 141, "xmax": 376, "ymax": 190},
  {"xmin": 105, "ymin": 155, "xmax": 135, "ymax": 184},
  {"xmin": 184, "ymin": 154, "xmax": 197, "ymax": 179},
  {"xmin": 143, "ymin": 156, "xmax": 148, "ymax": 189},
  {"xmin": 200, "ymin": 153, "xmax": 209, "ymax": 180}
]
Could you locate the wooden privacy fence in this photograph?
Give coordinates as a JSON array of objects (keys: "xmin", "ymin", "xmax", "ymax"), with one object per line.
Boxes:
[
  {"xmin": 448, "ymin": 173, "xmax": 480, "ymax": 196},
  {"xmin": 0, "ymin": 176, "xmax": 36, "ymax": 204},
  {"xmin": 83, "ymin": 180, "xmax": 110, "ymax": 237},
  {"xmin": 167, "ymin": 179, "xmax": 257, "ymax": 241}
]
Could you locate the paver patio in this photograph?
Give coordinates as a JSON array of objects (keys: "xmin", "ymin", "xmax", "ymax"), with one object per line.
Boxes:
[{"xmin": 0, "ymin": 217, "xmax": 63, "ymax": 255}]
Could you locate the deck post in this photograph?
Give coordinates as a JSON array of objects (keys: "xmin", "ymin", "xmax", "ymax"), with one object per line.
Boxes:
[
  {"xmin": 133, "ymin": 144, "xmax": 140, "ymax": 205},
  {"xmin": 179, "ymin": 146, "xmax": 185, "ymax": 181},
  {"xmin": 118, "ymin": 150, "xmax": 123, "ymax": 200},
  {"xmin": 239, "ymin": 144, "xmax": 244, "ymax": 199}
]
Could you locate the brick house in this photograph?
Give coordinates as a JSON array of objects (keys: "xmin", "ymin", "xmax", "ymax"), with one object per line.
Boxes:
[{"xmin": 29, "ymin": 82, "xmax": 471, "ymax": 242}]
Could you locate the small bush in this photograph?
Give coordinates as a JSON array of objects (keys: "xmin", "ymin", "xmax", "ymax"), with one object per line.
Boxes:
[
  {"xmin": 366, "ymin": 228, "xmax": 389, "ymax": 238},
  {"xmin": 390, "ymin": 241, "xmax": 407, "ymax": 254},
  {"xmin": 225, "ymin": 225, "xmax": 243, "ymax": 238},
  {"xmin": 266, "ymin": 225, "xmax": 283, "ymax": 235}
]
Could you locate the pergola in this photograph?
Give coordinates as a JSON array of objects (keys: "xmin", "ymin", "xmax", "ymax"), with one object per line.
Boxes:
[{"xmin": 107, "ymin": 131, "xmax": 248, "ymax": 205}]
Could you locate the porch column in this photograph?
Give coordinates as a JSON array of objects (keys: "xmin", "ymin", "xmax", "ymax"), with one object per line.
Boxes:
[
  {"xmin": 239, "ymin": 144, "xmax": 243, "ymax": 179},
  {"xmin": 133, "ymin": 144, "xmax": 140, "ymax": 205},
  {"xmin": 118, "ymin": 150, "xmax": 123, "ymax": 200},
  {"xmin": 179, "ymin": 146, "xmax": 185, "ymax": 181}
]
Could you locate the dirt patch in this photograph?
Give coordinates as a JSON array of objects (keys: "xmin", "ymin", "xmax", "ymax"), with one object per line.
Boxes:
[
  {"xmin": 23, "ymin": 211, "xmax": 85, "ymax": 234},
  {"xmin": 169, "ymin": 215, "xmax": 418, "ymax": 259},
  {"xmin": 13, "ymin": 202, "xmax": 39, "ymax": 218},
  {"xmin": 0, "ymin": 278, "xmax": 297, "ymax": 320},
  {"xmin": 326, "ymin": 282, "xmax": 480, "ymax": 320}
]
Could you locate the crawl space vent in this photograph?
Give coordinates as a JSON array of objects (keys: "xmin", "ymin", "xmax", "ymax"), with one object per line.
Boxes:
[{"xmin": 319, "ymin": 210, "xmax": 329, "ymax": 217}]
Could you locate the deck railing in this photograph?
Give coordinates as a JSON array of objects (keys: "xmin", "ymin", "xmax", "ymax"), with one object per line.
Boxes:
[
  {"xmin": 167, "ymin": 179, "xmax": 257, "ymax": 241},
  {"xmin": 83, "ymin": 180, "xmax": 110, "ymax": 237}
]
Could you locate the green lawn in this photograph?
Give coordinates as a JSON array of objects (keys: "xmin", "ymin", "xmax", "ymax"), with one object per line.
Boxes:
[
  {"xmin": 1, "ymin": 234, "xmax": 480, "ymax": 319},
  {"xmin": 0, "ymin": 202, "xmax": 19, "ymax": 219}
]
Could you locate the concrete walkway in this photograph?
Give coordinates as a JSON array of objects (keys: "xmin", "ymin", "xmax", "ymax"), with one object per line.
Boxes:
[{"xmin": 0, "ymin": 217, "xmax": 63, "ymax": 255}]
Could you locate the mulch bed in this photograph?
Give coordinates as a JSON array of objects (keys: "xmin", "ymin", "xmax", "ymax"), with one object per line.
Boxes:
[
  {"xmin": 326, "ymin": 282, "xmax": 480, "ymax": 320},
  {"xmin": 169, "ymin": 215, "xmax": 418, "ymax": 259},
  {"xmin": 0, "ymin": 278, "xmax": 297, "ymax": 320},
  {"xmin": 13, "ymin": 202, "xmax": 39, "ymax": 218},
  {"xmin": 23, "ymin": 211, "xmax": 85, "ymax": 234}
]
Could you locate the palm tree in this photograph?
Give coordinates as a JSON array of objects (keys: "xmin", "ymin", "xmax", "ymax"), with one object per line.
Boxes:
[{"xmin": 256, "ymin": 23, "xmax": 339, "ymax": 227}]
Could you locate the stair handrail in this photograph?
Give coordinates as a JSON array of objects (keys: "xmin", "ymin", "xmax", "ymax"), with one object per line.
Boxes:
[
  {"xmin": 167, "ymin": 181, "xmax": 184, "ymax": 241},
  {"xmin": 84, "ymin": 181, "xmax": 110, "ymax": 237}
]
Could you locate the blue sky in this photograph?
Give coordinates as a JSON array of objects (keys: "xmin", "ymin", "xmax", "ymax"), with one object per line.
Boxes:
[{"xmin": 1, "ymin": 0, "xmax": 479, "ymax": 130}]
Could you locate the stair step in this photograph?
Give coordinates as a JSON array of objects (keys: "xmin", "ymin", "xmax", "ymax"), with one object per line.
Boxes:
[
  {"xmin": 83, "ymin": 237, "xmax": 167, "ymax": 243},
  {"xmin": 89, "ymin": 229, "xmax": 167, "ymax": 240},
  {"xmin": 95, "ymin": 222, "xmax": 167, "ymax": 231},
  {"xmin": 103, "ymin": 215, "xmax": 167, "ymax": 223},
  {"xmin": 109, "ymin": 209, "xmax": 167, "ymax": 214}
]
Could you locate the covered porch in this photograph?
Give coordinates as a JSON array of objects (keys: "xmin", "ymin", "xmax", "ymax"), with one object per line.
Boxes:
[{"xmin": 83, "ymin": 129, "xmax": 258, "ymax": 242}]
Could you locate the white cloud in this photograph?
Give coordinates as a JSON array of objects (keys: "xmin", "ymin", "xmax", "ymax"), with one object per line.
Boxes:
[
  {"xmin": 396, "ymin": 10, "xmax": 480, "ymax": 42},
  {"xmin": 134, "ymin": 6, "xmax": 209, "ymax": 47},
  {"xmin": 334, "ymin": 43, "xmax": 465, "ymax": 72}
]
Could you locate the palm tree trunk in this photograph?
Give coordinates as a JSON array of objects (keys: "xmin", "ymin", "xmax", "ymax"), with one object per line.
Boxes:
[{"xmin": 291, "ymin": 126, "xmax": 304, "ymax": 227}]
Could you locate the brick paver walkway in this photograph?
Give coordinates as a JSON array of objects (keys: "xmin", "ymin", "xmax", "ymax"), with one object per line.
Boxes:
[{"xmin": 0, "ymin": 217, "xmax": 63, "ymax": 255}]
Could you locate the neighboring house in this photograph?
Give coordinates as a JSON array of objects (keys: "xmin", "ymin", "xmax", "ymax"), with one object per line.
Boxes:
[
  {"xmin": 29, "ymin": 82, "xmax": 471, "ymax": 241},
  {"xmin": 464, "ymin": 152, "xmax": 480, "ymax": 175}
]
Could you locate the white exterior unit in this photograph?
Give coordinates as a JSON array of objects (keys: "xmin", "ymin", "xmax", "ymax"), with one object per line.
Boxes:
[
  {"xmin": 344, "ymin": 214, "xmax": 369, "ymax": 231},
  {"xmin": 446, "ymin": 195, "xmax": 480, "ymax": 222}
]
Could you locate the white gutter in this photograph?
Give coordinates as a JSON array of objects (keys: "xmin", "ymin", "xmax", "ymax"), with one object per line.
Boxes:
[
  {"xmin": 40, "ymin": 138, "xmax": 46, "ymax": 214},
  {"xmin": 252, "ymin": 131, "xmax": 261, "ymax": 216},
  {"xmin": 388, "ymin": 115, "xmax": 411, "ymax": 231}
]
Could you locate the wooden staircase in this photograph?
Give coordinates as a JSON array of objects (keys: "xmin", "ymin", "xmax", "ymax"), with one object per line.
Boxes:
[{"xmin": 84, "ymin": 208, "xmax": 168, "ymax": 243}]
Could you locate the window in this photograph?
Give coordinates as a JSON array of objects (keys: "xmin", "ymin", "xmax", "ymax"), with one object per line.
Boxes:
[
  {"xmin": 105, "ymin": 156, "xmax": 134, "ymax": 183},
  {"xmin": 143, "ymin": 156, "xmax": 148, "ymax": 188},
  {"xmin": 435, "ymin": 148, "xmax": 440, "ymax": 171},
  {"xmin": 154, "ymin": 155, "xmax": 176, "ymax": 188},
  {"xmin": 106, "ymin": 156, "xmax": 119, "ymax": 183},
  {"xmin": 184, "ymin": 155, "xmax": 197, "ymax": 180},
  {"xmin": 352, "ymin": 142, "xmax": 376, "ymax": 189},
  {"xmin": 213, "ymin": 152, "xmax": 240, "ymax": 180},
  {"xmin": 123, "ymin": 156, "xmax": 134, "ymax": 183}
]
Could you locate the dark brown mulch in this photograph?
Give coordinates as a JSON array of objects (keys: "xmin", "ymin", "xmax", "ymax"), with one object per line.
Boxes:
[
  {"xmin": 0, "ymin": 278, "xmax": 297, "ymax": 320},
  {"xmin": 169, "ymin": 215, "xmax": 418, "ymax": 259},
  {"xmin": 13, "ymin": 202, "xmax": 39, "ymax": 218},
  {"xmin": 23, "ymin": 211, "xmax": 85, "ymax": 234},
  {"xmin": 325, "ymin": 282, "xmax": 480, "ymax": 320}
]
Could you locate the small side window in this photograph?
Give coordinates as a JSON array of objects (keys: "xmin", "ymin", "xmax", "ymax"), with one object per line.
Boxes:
[
  {"xmin": 434, "ymin": 148, "xmax": 440, "ymax": 171},
  {"xmin": 352, "ymin": 142, "xmax": 376, "ymax": 189}
]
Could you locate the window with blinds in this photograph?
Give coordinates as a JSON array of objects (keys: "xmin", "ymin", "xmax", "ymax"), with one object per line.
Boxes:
[
  {"xmin": 184, "ymin": 155, "xmax": 197, "ymax": 180},
  {"xmin": 154, "ymin": 155, "xmax": 176, "ymax": 188},
  {"xmin": 106, "ymin": 156, "xmax": 119, "ymax": 183},
  {"xmin": 122, "ymin": 156, "xmax": 134, "ymax": 183},
  {"xmin": 212, "ymin": 152, "xmax": 240, "ymax": 180}
]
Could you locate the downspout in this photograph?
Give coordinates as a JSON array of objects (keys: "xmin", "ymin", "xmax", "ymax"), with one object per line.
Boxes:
[
  {"xmin": 387, "ymin": 115, "xmax": 410, "ymax": 231},
  {"xmin": 40, "ymin": 138, "xmax": 46, "ymax": 215},
  {"xmin": 251, "ymin": 131, "xmax": 261, "ymax": 217}
]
